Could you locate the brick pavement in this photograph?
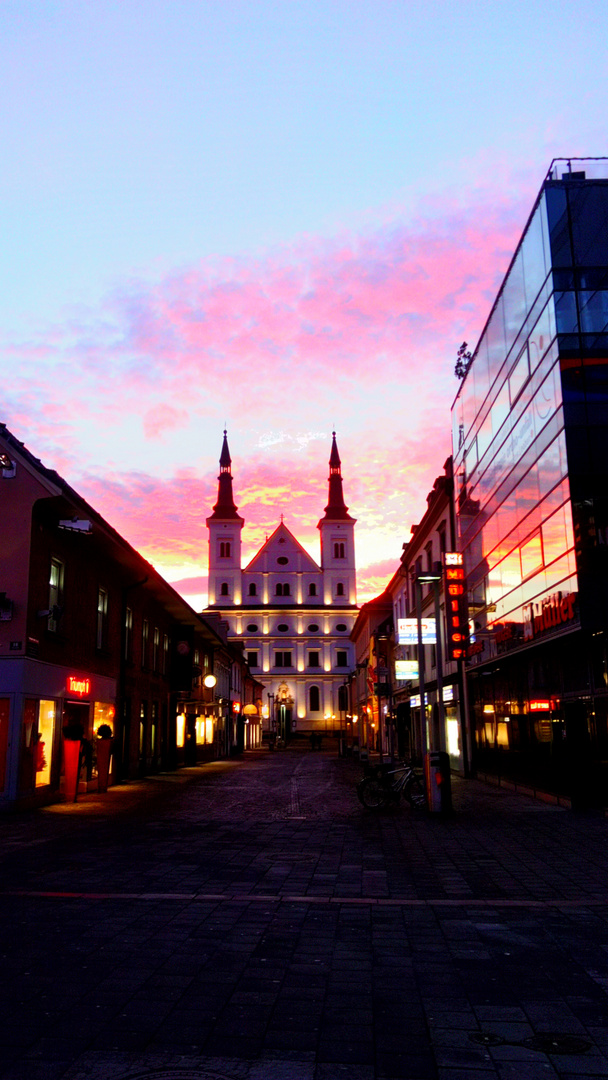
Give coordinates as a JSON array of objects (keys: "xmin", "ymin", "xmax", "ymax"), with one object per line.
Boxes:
[{"xmin": 1, "ymin": 746, "xmax": 608, "ymax": 1080}]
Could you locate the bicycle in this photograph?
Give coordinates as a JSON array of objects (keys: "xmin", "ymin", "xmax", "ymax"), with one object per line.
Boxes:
[{"xmin": 356, "ymin": 760, "xmax": 427, "ymax": 810}]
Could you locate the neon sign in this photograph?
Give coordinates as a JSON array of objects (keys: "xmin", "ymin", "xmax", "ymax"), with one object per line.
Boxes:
[
  {"xmin": 443, "ymin": 553, "xmax": 469, "ymax": 661},
  {"xmin": 67, "ymin": 675, "xmax": 90, "ymax": 696}
]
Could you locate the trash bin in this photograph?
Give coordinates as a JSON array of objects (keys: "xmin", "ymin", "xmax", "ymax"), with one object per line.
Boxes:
[{"xmin": 424, "ymin": 750, "xmax": 452, "ymax": 813}]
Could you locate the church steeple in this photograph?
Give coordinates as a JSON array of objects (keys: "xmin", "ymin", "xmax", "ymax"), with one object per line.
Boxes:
[
  {"xmin": 319, "ymin": 432, "xmax": 355, "ymax": 523},
  {"xmin": 208, "ymin": 430, "xmax": 242, "ymax": 521}
]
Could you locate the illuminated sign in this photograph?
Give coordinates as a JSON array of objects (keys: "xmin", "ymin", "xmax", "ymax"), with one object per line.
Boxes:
[
  {"xmin": 529, "ymin": 700, "xmax": 551, "ymax": 712},
  {"xmin": 66, "ymin": 675, "xmax": 90, "ymax": 697},
  {"xmin": 232, "ymin": 701, "xmax": 241, "ymax": 713},
  {"xmin": 523, "ymin": 592, "xmax": 577, "ymax": 641},
  {"xmin": 443, "ymin": 554, "xmax": 469, "ymax": 661},
  {"xmin": 395, "ymin": 660, "xmax": 418, "ymax": 680},
  {"xmin": 398, "ymin": 618, "xmax": 436, "ymax": 644}
]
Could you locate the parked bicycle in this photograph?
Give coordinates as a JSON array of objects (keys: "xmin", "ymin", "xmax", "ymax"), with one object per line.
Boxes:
[{"xmin": 356, "ymin": 759, "xmax": 427, "ymax": 810}]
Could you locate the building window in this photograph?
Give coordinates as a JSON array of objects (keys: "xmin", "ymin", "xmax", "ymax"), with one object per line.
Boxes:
[
  {"xmin": 152, "ymin": 627, "xmax": 160, "ymax": 672},
  {"xmin": 96, "ymin": 587, "xmax": 108, "ymax": 649},
  {"xmin": 141, "ymin": 618, "xmax": 149, "ymax": 668},
  {"xmin": 336, "ymin": 650, "xmax": 348, "ymax": 667},
  {"xmin": 274, "ymin": 651, "xmax": 292, "ymax": 668},
  {"xmin": 48, "ymin": 557, "xmax": 64, "ymax": 632},
  {"xmin": 162, "ymin": 633, "xmax": 169, "ymax": 675},
  {"xmin": 276, "ymin": 583, "xmax": 291, "ymax": 596},
  {"xmin": 277, "ymin": 623, "xmax": 289, "ymax": 632},
  {"xmin": 247, "ymin": 651, "xmax": 258, "ymax": 667},
  {"xmin": 308, "ymin": 651, "xmax": 320, "ymax": 667},
  {"xmin": 308, "ymin": 623, "xmax": 319, "ymax": 632},
  {"xmin": 309, "ymin": 686, "xmax": 320, "ymax": 712},
  {"xmin": 124, "ymin": 607, "xmax": 133, "ymax": 661},
  {"xmin": 336, "ymin": 623, "xmax": 347, "ymax": 631},
  {"xmin": 247, "ymin": 622, "xmax": 259, "ymax": 632},
  {"xmin": 334, "ymin": 542, "xmax": 345, "ymax": 559},
  {"xmin": 220, "ymin": 582, "xmax": 229, "ymax": 596},
  {"xmin": 219, "ymin": 541, "xmax": 231, "ymax": 558},
  {"xmin": 309, "ymin": 583, "xmax": 317, "ymax": 596},
  {"xmin": 336, "ymin": 582, "xmax": 345, "ymax": 596},
  {"xmin": 248, "ymin": 583, "xmax": 257, "ymax": 596}
]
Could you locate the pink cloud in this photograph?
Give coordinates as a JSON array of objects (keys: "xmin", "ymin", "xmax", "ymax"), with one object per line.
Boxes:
[{"xmin": 143, "ymin": 404, "xmax": 189, "ymax": 440}]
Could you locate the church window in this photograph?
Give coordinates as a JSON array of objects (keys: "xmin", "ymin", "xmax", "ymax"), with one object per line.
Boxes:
[
  {"xmin": 277, "ymin": 623, "xmax": 289, "ymax": 632},
  {"xmin": 246, "ymin": 623, "xmax": 258, "ymax": 632},
  {"xmin": 334, "ymin": 542, "xmax": 345, "ymax": 559},
  {"xmin": 309, "ymin": 686, "xmax": 320, "ymax": 712},
  {"xmin": 248, "ymin": 583, "xmax": 257, "ymax": 596},
  {"xmin": 336, "ymin": 582, "xmax": 345, "ymax": 596},
  {"xmin": 282, "ymin": 583, "xmax": 290, "ymax": 595},
  {"xmin": 276, "ymin": 582, "xmax": 290, "ymax": 596},
  {"xmin": 220, "ymin": 582, "xmax": 229, "ymax": 596},
  {"xmin": 336, "ymin": 623, "xmax": 347, "ymax": 631},
  {"xmin": 308, "ymin": 651, "xmax": 320, "ymax": 667},
  {"xmin": 247, "ymin": 651, "xmax": 258, "ymax": 667},
  {"xmin": 219, "ymin": 542, "xmax": 231, "ymax": 558},
  {"xmin": 336, "ymin": 650, "xmax": 348, "ymax": 667},
  {"xmin": 274, "ymin": 651, "xmax": 292, "ymax": 667},
  {"xmin": 308, "ymin": 583, "xmax": 317, "ymax": 596},
  {"xmin": 277, "ymin": 556, "xmax": 289, "ymax": 565},
  {"xmin": 308, "ymin": 623, "xmax": 319, "ymax": 632}
]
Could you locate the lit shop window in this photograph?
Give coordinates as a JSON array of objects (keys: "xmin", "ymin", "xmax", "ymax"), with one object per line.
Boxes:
[{"xmin": 36, "ymin": 700, "xmax": 56, "ymax": 787}]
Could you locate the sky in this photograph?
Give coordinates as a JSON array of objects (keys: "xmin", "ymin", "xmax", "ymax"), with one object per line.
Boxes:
[{"xmin": 2, "ymin": 0, "xmax": 607, "ymax": 607}]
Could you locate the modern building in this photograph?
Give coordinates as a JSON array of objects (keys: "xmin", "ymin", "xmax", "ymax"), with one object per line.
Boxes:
[
  {"xmin": 452, "ymin": 157, "xmax": 608, "ymax": 805},
  {"xmin": 0, "ymin": 423, "xmax": 260, "ymax": 807},
  {"xmin": 205, "ymin": 432, "xmax": 357, "ymax": 740}
]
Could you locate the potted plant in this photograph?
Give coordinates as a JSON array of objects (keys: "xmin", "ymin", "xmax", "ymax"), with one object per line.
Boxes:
[
  {"xmin": 95, "ymin": 724, "xmax": 114, "ymax": 793},
  {"xmin": 62, "ymin": 721, "xmax": 84, "ymax": 803}
]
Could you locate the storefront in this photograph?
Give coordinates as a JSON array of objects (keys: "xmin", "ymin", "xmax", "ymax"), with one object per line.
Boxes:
[{"xmin": 0, "ymin": 658, "xmax": 116, "ymax": 804}]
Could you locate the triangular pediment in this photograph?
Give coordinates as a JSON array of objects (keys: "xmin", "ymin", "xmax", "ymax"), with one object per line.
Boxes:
[{"xmin": 245, "ymin": 522, "xmax": 320, "ymax": 572}]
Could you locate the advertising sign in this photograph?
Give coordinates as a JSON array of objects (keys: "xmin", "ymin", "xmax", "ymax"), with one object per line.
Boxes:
[
  {"xmin": 397, "ymin": 618, "xmax": 436, "ymax": 644},
  {"xmin": 443, "ymin": 552, "xmax": 469, "ymax": 661},
  {"xmin": 395, "ymin": 660, "xmax": 418, "ymax": 680}
]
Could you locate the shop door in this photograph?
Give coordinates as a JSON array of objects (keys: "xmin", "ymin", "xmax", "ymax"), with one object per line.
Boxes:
[
  {"xmin": 0, "ymin": 699, "xmax": 9, "ymax": 793},
  {"xmin": 18, "ymin": 700, "xmax": 38, "ymax": 796}
]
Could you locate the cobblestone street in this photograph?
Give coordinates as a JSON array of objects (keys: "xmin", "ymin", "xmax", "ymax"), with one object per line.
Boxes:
[{"xmin": 2, "ymin": 746, "xmax": 608, "ymax": 1080}]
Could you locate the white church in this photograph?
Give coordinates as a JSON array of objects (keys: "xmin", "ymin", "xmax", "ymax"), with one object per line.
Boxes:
[{"xmin": 205, "ymin": 432, "xmax": 358, "ymax": 740}]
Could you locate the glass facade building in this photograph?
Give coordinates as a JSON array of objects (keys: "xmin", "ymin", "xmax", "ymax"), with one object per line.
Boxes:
[{"xmin": 452, "ymin": 159, "xmax": 608, "ymax": 805}]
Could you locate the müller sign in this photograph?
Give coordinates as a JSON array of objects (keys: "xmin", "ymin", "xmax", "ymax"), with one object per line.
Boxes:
[{"xmin": 523, "ymin": 591, "xmax": 577, "ymax": 642}]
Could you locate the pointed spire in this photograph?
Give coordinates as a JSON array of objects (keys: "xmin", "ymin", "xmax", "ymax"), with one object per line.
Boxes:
[
  {"xmin": 318, "ymin": 432, "xmax": 355, "ymax": 523},
  {"xmin": 208, "ymin": 430, "xmax": 243, "ymax": 521}
]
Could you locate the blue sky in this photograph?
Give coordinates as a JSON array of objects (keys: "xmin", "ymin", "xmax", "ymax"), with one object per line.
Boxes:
[{"xmin": 2, "ymin": 0, "xmax": 607, "ymax": 603}]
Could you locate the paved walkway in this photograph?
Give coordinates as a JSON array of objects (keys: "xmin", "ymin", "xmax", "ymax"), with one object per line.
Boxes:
[{"xmin": 1, "ymin": 747, "xmax": 608, "ymax": 1080}]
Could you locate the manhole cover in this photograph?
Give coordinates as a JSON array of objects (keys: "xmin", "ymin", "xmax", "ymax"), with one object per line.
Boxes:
[
  {"xmin": 520, "ymin": 1033, "xmax": 592, "ymax": 1055},
  {"xmin": 469, "ymin": 1032, "xmax": 506, "ymax": 1047}
]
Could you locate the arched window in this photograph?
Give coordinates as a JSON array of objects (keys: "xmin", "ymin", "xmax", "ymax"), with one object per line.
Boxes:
[
  {"xmin": 334, "ymin": 542, "xmax": 345, "ymax": 559},
  {"xmin": 336, "ymin": 582, "xmax": 345, "ymax": 596},
  {"xmin": 309, "ymin": 686, "xmax": 320, "ymax": 712},
  {"xmin": 220, "ymin": 582, "xmax": 229, "ymax": 596},
  {"xmin": 282, "ymin": 582, "xmax": 290, "ymax": 596},
  {"xmin": 308, "ymin": 583, "xmax": 317, "ymax": 596},
  {"xmin": 219, "ymin": 542, "xmax": 231, "ymax": 558},
  {"xmin": 248, "ymin": 583, "xmax": 257, "ymax": 596},
  {"xmin": 275, "ymin": 583, "xmax": 283, "ymax": 596}
]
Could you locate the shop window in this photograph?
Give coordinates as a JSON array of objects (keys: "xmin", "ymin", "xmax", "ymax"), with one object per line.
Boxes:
[
  {"xmin": 309, "ymin": 686, "xmax": 320, "ymax": 712},
  {"xmin": 96, "ymin": 587, "xmax": 108, "ymax": 650},
  {"xmin": 48, "ymin": 557, "xmax": 64, "ymax": 632},
  {"xmin": 36, "ymin": 700, "xmax": 55, "ymax": 787},
  {"xmin": 0, "ymin": 699, "xmax": 9, "ymax": 793}
]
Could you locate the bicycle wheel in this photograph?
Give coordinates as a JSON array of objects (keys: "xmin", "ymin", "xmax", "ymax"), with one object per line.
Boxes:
[
  {"xmin": 403, "ymin": 774, "xmax": 426, "ymax": 809},
  {"xmin": 357, "ymin": 776, "xmax": 389, "ymax": 809}
]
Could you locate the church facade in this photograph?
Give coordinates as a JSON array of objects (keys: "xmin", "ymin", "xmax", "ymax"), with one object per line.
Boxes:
[{"xmin": 205, "ymin": 433, "xmax": 358, "ymax": 740}]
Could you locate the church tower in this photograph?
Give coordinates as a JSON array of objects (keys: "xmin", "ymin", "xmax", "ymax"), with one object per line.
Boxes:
[
  {"xmin": 317, "ymin": 433, "xmax": 357, "ymax": 606},
  {"xmin": 206, "ymin": 431, "xmax": 244, "ymax": 606}
]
